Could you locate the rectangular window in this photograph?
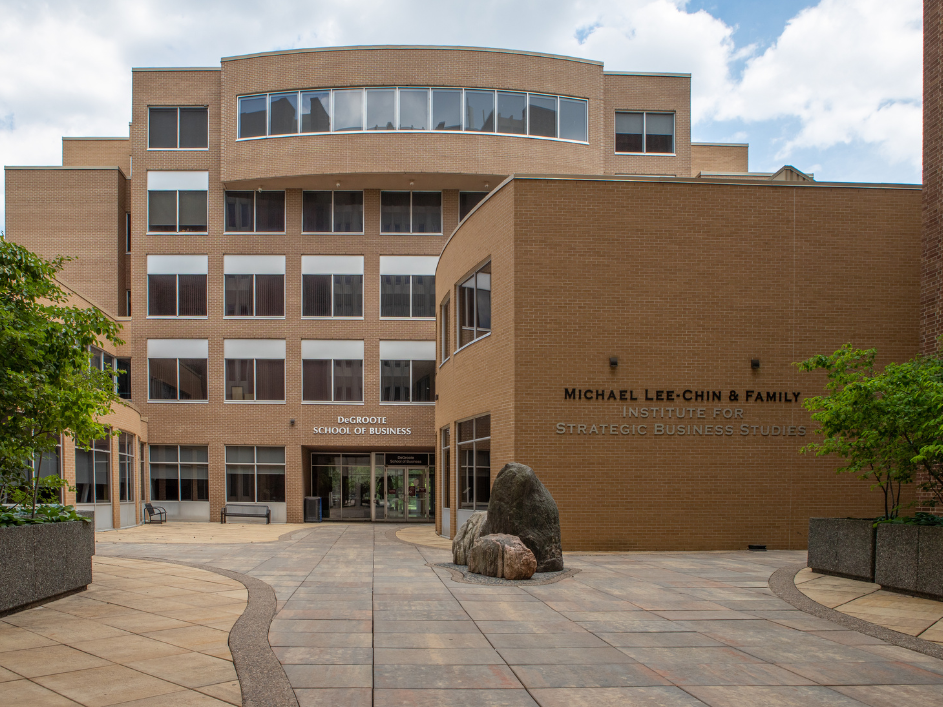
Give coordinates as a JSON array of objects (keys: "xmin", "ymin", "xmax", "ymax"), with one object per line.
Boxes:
[
  {"xmin": 126, "ymin": 289, "xmax": 131, "ymax": 316},
  {"xmin": 239, "ymin": 95, "xmax": 267, "ymax": 138},
  {"xmin": 269, "ymin": 92, "xmax": 298, "ymax": 135},
  {"xmin": 148, "ymin": 107, "xmax": 208, "ymax": 149},
  {"xmin": 146, "ymin": 255, "xmax": 208, "ymax": 317},
  {"xmin": 459, "ymin": 192, "xmax": 488, "ymax": 221},
  {"xmin": 333, "ymin": 89, "xmax": 364, "ymax": 131},
  {"xmin": 118, "ymin": 432, "xmax": 134, "ymax": 502},
  {"xmin": 225, "ymin": 191, "xmax": 285, "ymax": 233},
  {"xmin": 302, "ymin": 191, "xmax": 364, "ymax": 233},
  {"xmin": 302, "ymin": 340, "xmax": 365, "ymax": 403},
  {"xmin": 301, "ymin": 256, "xmax": 364, "ymax": 318},
  {"xmin": 147, "ymin": 339, "xmax": 209, "ymax": 402},
  {"xmin": 379, "ymin": 341, "xmax": 436, "ymax": 403},
  {"xmin": 301, "ymin": 91, "xmax": 331, "ymax": 133},
  {"xmin": 226, "ymin": 446, "xmax": 285, "ymax": 503},
  {"xmin": 150, "ymin": 445, "xmax": 209, "ymax": 502},
  {"xmin": 147, "ymin": 172, "xmax": 208, "ymax": 233},
  {"xmin": 465, "ymin": 90, "xmax": 495, "ymax": 132},
  {"xmin": 75, "ymin": 435, "xmax": 110, "ymax": 504},
  {"xmin": 559, "ymin": 98, "xmax": 588, "ymax": 142},
  {"xmin": 378, "ymin": 256, "xmax": 439, "ymax": 318},
  {"xmin": 528, "ymin": 94, "xmax": 557, "ymax": 138},
  {"xmin": 29, "ymin": 439, "xmax": 61, "ymax": 503},
  {"xmin": 116, "ymin": 358, "xmax": 131, "ymax": 400},
  {"xmin": 497, "ymin": 92, "xmax": 526, "ymax": 135},
  {"xmin": 432, "ymin": 89, "xmax": 462, "ymax": 130},
  {"xmin": 125, "ymin": 213, "xmax": 131, "ymax": 252},
  {"xmin": 399, "ymin": 88, "xmax": 429, "ymax": 130},
  {"xmin": 441, "ymin": 426, "xmax": 451, "ymax": 510},
  {"xmin": 224, "ymin": 339, "xmax": 286, "ymax": 402},
  {"xmin": 458, "ymin": 415, "xmax": 490, "ymax": 511},
  {"xmin": 615, "ymin": 111, "xmax": 674, "ymax": 154},
  {"xmin": 440, "ymin": 296, "xmax": 450, "ymax": 364},
  {"xmin": 380, "ymin": 192, "xmax": 442, "ymax": 234},
  {"xmin": 458, "ymin": 261, "xmax": 492, "ymax": 348},
  {"xmin": 223, "ymin": 255, "xmax": 285, "ymax": 317},
  {"xmin": 366, "ymin": 88, "xmax": 396, "ymax": 130}
]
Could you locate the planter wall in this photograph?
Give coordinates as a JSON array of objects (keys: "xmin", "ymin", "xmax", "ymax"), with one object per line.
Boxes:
[
  {"xmin": 875, "ymin": 524, "xmax": 943, "ymax": 600},
  {"xmin": 808, "ymin": 518, "xmax": 875, "ymax": 581},
  {"xmin": 0, "ymin": 519, "xmax": 95, "ymax": 614}
]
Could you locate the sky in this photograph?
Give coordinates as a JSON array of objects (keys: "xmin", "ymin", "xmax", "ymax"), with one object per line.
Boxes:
[{"xmin": 0, "ymin": 0, "xmax": 923, "ymax": 230}]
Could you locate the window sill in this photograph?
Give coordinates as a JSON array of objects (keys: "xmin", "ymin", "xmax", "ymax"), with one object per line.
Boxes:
[
  {"xmin": 379, "ymin": 317, "xmax": 436, "ymax": 321},
  {"xmin": 438, "ymin": 356, "xmax": 449, "ymax": 369},
  {"xmin": 224, "ymin": 400, "xmax": 286, "ymax": 404},
  {"xmin": 453, "ymin": 331, "xmax": 492, "ymax": 355},
  {"xmin": 379, "ymin": 402, "xmax": 435, "ymax": 406},
  {"xmin": 146, "ymin": 147, "xmax": 209, "ymax": 152},
  {"xmin": 613, "ymin": 152, "xmax": 677, "ymax": 157},
  {"xmin": 235, "ymin": 131, "xmax": 589, "ymax": 145},
  {"xmin": 147, "ymin": 399, "xmax": 209, "ymax": 403},
  {"xmin": 302, "ymin": 231, "xmax": 366, "ymax": 236},
  {"xmin": 223, "ymin": 231, "xmax": 287, "ymax": 236},
  {"xmin": 302, "ymin": 401, "xmax": 365, "ymax": 405},
  {"xmin": 223, "ymin": 316, "xmax": 286, "ymax": 320},
  {"xmin": 301, "ymin": 316, "xmax": 365, "ymax": 321},
  {"xmin": 147, "ymin": 231, "xmax": 209, "ymax": 236},
  {"xmin": 380, "ymin": 232, "xmax": 444, "ymax": 236},
  {"xmin": 146, "ymin": 316, "xmax": 208, "ymax": 320}
]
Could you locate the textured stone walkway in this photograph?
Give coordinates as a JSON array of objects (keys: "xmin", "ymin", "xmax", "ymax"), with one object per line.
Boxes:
[
  {"xmin": 0, "ymin": 556, "xmax": 243, "ymax": 706},
  {"xmin": 92, "ymin": 523, "xmax": 943, "ymax": 706}
]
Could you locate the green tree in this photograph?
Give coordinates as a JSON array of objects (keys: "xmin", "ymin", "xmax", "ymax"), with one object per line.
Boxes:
[
  {"xmin": 0, "ymin": 240, "xmax": 123, "ymax": 518},
  {"xmin": 797, "ymin": 344, "xmax": 943, "ymax": 519}
]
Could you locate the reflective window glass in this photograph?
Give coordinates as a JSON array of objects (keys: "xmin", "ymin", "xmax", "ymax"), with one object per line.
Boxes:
[
  {"xmin": 558, "ymin": 98, "xmax": 587, "ymax": 141},
  {"xmin": 301, "ymin": 91, "xmax": 331, "ymax": 132},
  {"xmin": 528, "ymin": 94, "xmax": 557, "ymax": 137},
  {"xmin": 399, "ymin": 88, "xmax": 429, "ymax": 130},
  {"xmin": 366, "ymin": 89, "xmax": 396, "ymax": 130},
  {"xmin": 225, "ymin": 191, "xmax": 254, "ymax": 232},
  {"xmin": 256, "ymin": 191, "xmax": 285, "ymax": 232},
  {"xmin": 334, "ymin": 89, "xmax": 363, "ymax": 131},
  {"xmin": 432, "ymin": 89, "xmax": 462, "ymax": 130},
  {"xmin": 269, "ymin": 92, "xmax": 298, "ymax": 135},
  {"xmin": 465, "ymin": 90, "xmax": 494, "ymax": 132},
  {"xmin": 239, "ymin": 95, "xmax": 267, "ymax": 138},
  {"xmin": 179, "ymin": 108, "xmax": 208, "ymax": 148},
  {"xmin": 302, "ymin": 274, "xmax": 332, "ymax": 317},
  {"xmin": 148, "ymin": 108, "xmax": 177, "ymax": 148},
  {"xmin": 459, "ymin": 192, "xmax": 488, "ymax": 220},
  {"xmin": 615, "ymin": 112, "xmax": 644, "ymax": 153},
  {"xmin": 334, "ymin": 191, "xmax": 364, "ymax": 232},
  {"xmin": 497, "ymin": 92, "xmax": 526, "ymax": 135},
  {"xmin": 381, "ymin": 192, "xmax": 411, "ymax": 232},
  {"xmin": 646, "ymin": 112, "xmax": 674, "ymax": 153},
  {"xmin": 148, "ymin": 191, "xmax": 177, "ymax": 232},
  {"xmin": 303, "ymin": 191, "xmax": 332, "ymax": 232},
  {"xmin": 411, "ymin": 192, "xmax": 441, "ymax": 233},
  {"xmin": 178, "ymin": 191, "xmax": 207, "ymax": 232}
]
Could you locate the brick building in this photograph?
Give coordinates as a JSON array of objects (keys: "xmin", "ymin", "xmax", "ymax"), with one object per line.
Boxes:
[{"xmin": 4, "ymin": 46, "xmax": 921, "ymax": 546}]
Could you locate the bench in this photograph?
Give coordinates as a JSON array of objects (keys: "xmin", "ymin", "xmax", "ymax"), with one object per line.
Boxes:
[
  {"xmin": 221, "ymin": 504, "xmax": 271, "ymax": 524},
  {"xmin": 144, "ymin": 503, "xmax": 166, "ymax": 524}
]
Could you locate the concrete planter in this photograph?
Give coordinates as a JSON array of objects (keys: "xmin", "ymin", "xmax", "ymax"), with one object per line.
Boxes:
[
  {"xmin": 808, "ymin": 518, "xmax": 876, "ymax": 581},
  {"xmin": 875, "ymin": 524, "xmax": 943, "ymax": 600},
  {"xmin": 0, "ymin": 519, "xmax": 95, "ymax": 615}
]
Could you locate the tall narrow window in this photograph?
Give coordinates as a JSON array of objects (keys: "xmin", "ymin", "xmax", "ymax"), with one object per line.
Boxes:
[
  {"xmin": 458, "ymin": 415, "xmax": 490, "ymax": 510},
  {"xmin": 441, "ymin": 427, "xmax": 451, "ymax": 511},
  {"xmin": 432, "ymin": 89, "xmax": 462, "ymax": 130},
  {"xmin": 238, "ymin": 96, "xmax": 267, "ymax": 138},
  {"xmin": 269, "ymin": 92, "xmax": 298, "ymax": 135},
  {"xmin": 118, "ymin": 432, "xmax": 134, "ymax": 502},
  {"xmin": 559, "ymin": 98, "xmax": 588, "ymax": 142},
  {"xmin": 366, "ymin": 88, "xmax": 396, "ymax": 130},
  {"xmin": 301, "ymin": 91, "xmax": 331, "ymax": 133},
  {"xmin": 458, "ymin": 261, "xmax": 492, "ymax": 348},
  {"xmin": 75, "ymin": 435, "xmax": 111, "ymax": 504},
  {"xmin": 528, "ymin": 94, "xmax": 557, "ymax": 138},
  {"xmin": 399, "ymin": 89, "xmax": 429, "ymax": 130},
  {"xmin": 440, "ymin": 296, "xmax": 450, "ymax": 364},
  {"xmin": 465, "ymin": 90, "xmax": 495, "ymax": 132},
  {"xmin": 497, "ymin": 92, "xmax": 526, "ymax": 135},
  {"xmin": 223, "ymin": 255, "xmax": 285, "ymax": 317},
  {"xmin": 116, "ymin": 358, "xmax": 131, "ymax": 400},
  {"xmin": 302, "ymin": 340, "xmax": 365, "ymax": 403}
]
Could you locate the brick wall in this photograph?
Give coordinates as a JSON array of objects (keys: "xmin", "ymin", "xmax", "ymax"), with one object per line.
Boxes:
[
  {"xmin": 63, "ymin": 138, "xmax": 131, "ymax": 175},
  {"xmin": 923, "ymin": 0, "xmax": 943, "ymax": 353},
  {"xmin": 691, "ymin": 143, "xmax": 749, "ymax": 176}
]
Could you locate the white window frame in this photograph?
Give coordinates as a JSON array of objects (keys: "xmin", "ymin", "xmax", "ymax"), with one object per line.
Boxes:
[
  {"xmin": 301, "ymin": 190, "xmax": 366, "ymax": 234},
  {"xmin": 223, "ymin": 339, "xmax": 287, "ymax": 405},
  {"xmin": 148, "ymin": 445, "xmax": 210, "ymax": 502},
  {"xmin": 614, "ymin": 111, "xmax": 676, "ymax": 156},
  {"xmin": 301, "ymin": 340, "xmax": 365, "ymax": 406},
  {"xmin": 301, "ymin": 255, "xmax": 365, "ymax": 320},
  {"xmin": 223, "ymin": 255, "xmax": 286, "ymax": 319},
  {"xmin": 225, "ymin": 446, "xmax": 286, "ymax": 504},
  {"xmin": 235, "ymin": 87, "xmax": 589, "ymax": 144},
  {"xmin": 147, "ymin": 106, "xmax": 210, "ymax": 151},
  {"xmin": 146, "ymin": 255, "xmax": 208, "ymax": 320},
  {"xmin": 146, "ymin": 172, "xmax": 209, "ymax": 235},
  {"xmin": 146, "ymin": 339, "xmax": 209, "ymax": 404},
  {"xmin": 439, "ymin": 295, "xmax": 450, "ymax": 367},
  {"xmin": 455, "ymin": 260, "xmax": 492, "ymax": 354}
]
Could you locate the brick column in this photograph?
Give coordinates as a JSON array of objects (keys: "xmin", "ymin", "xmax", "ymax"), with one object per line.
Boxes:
[{"xmin": 923, "ymin": 0, "xmax": 943, "ymax": 352}]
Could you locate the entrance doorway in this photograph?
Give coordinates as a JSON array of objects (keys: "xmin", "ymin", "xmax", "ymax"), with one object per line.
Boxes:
[{"xmin": 310, "ymin": 452, "xmax": 434, "ymax": 521}]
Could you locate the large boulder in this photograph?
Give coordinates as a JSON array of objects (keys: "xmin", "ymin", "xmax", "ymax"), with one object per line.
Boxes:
[
  {"xmin": 468, "ymin": 534, "xmax": 537, "ymax": 580},
  {"xmin": 482, "ymin": 463, "xmax": 563, "ymax": 572},
  {"xmin": 452, "ymin": 511, "xmax": 487, "ymax": 565}
]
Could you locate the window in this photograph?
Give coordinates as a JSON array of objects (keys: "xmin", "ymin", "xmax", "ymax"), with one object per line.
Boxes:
[
  {"xmin": 148, "ymin": 107, "xmax": 208, "ymax": 149},
  {"xmin": 440, "ymin": 296, "xmax": 450, "ymax": 364},
  {"xmin": 226, "ymin": 446, "xmax": 285, "ymax": 502},
  {"xmin": 458, "ymin": 261, "xmax": 491, "ymax": 348},
  {"xmin": 118, "ymin": 432, "xmax": 134, "ymax": 502},
  {"xmin": 224, "ymin": 255, "xmax": 285, "ymax": 317},
  {"xmin": 459, "ymin": 192, "xmax": 488, "ymax": 221},
  {"xmin": 379, "ymin": 341, "xmax": 436, "ymax": 403},
  {"xmin": 301, "ymin": 256, "xmax": 364, "ymax": 318},
  {"xmin": 302, "ymin": 191, "xmax": 364, "ymax": 233},
  {"xmin": 458, "ymin": 415, "xmax": 490, "ymax": 510},
  {"xmin": 225, "ymin": 191, "xmax": 285, "ymax": 233},
  {"xmin": 381, "ymin": 192, "xmax": 441, "ymax": 234},
  {"xmin": 441, "ymin": 426, "xmax": 451, "ymax": 510},
  {"xmin": 146, "ymin": 255, "xmax": 208, "ymax": 317},
  {"xmin": 302, "ymin": 340, "xmax": 364, "ymax": 403},
  {"xmin": 150, "ymin": 445, "xmax": 208, "ymax": 501},
  {"xmin": 126, "ymin": 290, "xmax": 131, "ymax": 316},
  {"xmin": 224, "ymin": 339, "xmax": 286, "ymax": 402},
  {"xmin": 379, "ymin": 256, "xmax": 438, "ymax": 318},
  {"xmin": 90, "ymin": 345, "xmax": 115, "ymax": 374},
  {"xmin": 147, "ymin": 172, "xmax": 208, "ymax": 233},
  {"xmin": 125, "ymin": 213, "xmax": 131, "ymax": 252},
  {"xmin": 615, "ymin": 111, "xmax": 675, "ymax": 154},
  {"xmin": 236, "ymin": 87, "xmax": 587, "ymax": 142},
  {"xmin": 147, "ymin": 339, "xmax": 208, "ymax": 402},
  {"xmin": 75, "ymin": 435, "xmax": 110, "ymax": 504},
  {"xmin": 116, "ymin": 358, "xmax": 131, "ymax": 400},
  {"xmin": 29, "ymin": 439, "xmax": 62, "ymax": 504}
]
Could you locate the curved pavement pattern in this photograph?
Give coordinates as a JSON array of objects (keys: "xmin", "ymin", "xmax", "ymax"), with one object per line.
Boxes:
[{"xmin": 93, "ymin": 524, "xmax": 943, "ymax": 707}]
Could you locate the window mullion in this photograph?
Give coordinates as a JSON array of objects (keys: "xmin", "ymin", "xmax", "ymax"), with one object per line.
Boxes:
[
  {"xmin": 176, "ymin": 108, "xmax": 181, "ymax": 148},
  {"xmin": 330, "ymin": 191, "xmax": 335, "ymax": 234},
  {"xmin": 331, "ymin": 358, "xmax": 336, "ymax": 403},
  {"xmin": 175, "ymin": 190, "xmax": 181, "ymax": 233},
  {"xmin": 408, "ymin": 192, "xmax": 413, "ymax": 234},
  {"xmin": 642, "ymin": 112, "xmax": 647, "ymax": 154},
  {"xmin": 175, "ymin": 358, "xmax": 181, "ymax": 401}
]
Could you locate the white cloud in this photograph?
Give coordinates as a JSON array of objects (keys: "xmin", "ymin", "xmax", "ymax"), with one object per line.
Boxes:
[{"xmin": 0, "ymin": 0, "xmax": 924, "ymax": 228}]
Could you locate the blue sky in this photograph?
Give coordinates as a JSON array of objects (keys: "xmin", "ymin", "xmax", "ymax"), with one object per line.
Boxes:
[{"xmin": 0, "ymin": 0, "xmax": 923, "ymax": 229}]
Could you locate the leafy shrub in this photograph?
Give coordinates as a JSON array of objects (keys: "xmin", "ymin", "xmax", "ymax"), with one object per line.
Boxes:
[
  {"xmin": 0, "ymin": 504, "xmax": 89, "ymax": 527},
  {"xmin": 875, "ymin": 512, "xmax": 943, "ymax": 527}
]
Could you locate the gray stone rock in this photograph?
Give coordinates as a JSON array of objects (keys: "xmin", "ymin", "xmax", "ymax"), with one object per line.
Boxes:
[
  {"xmin": 917, "ymin": 525, "xmax": 943, "ymax": 599},
  {"xmin": 468, "ymin": 534, "xmax": 537, "ymax": 580},
  {"xmin": 482, "ymin": 463, "xmax": 563, "ymax": 572},
  {"xmin": 452, "ymin": 511, "xmax": 487, "ymax": 565},
  {"xmin": 807, "ymin": 518, "xmax": 875, "ymax": 581},
  {"xmin": 875, "ymin": 523, "xmax": 943, "ymax": 600}
]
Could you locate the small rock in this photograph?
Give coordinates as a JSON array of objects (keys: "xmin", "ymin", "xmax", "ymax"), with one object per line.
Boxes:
[
  {"xmin": 482, "ymin": 463, "xmax": 563, "ymax": 572},
  {"xmin": 452, "ymin": 511, "xmax": 487, "ymax": 565},
  {"xmin": 468, "ymin": 534, "xmax": 537, "ymax": 580}
]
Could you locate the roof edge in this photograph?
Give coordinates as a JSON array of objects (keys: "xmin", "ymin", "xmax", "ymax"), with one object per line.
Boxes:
[
  {"xmin": 62, "ymin": 137, "xmax": 129, "ymax": 142},
  {"xmin": 692, "ymin": 142, "xmax": 749, "ymax": 147},
  {"xmin": 5, "ymin": 165, "xmax": 125, "ymax": 172},
  {"xmin": 132, "ymin": 67, "xmax": 220, "ymax": 72},
  {"xmin": 221, "ymin": 45, "xmax": 604, "ymax": 66},
  {"xmin": 604, "ymin": 71, "xmax": 691, "ymax": 78}
]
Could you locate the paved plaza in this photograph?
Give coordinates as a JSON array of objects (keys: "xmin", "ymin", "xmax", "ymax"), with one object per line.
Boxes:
[{"xmin": 3, "ymin": 523, "xmax": 943, "ymax": 706}]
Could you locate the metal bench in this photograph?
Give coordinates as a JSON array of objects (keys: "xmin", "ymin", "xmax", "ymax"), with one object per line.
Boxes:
[
  {"xmin": 144, "ymin": 503, "xmax": 166, "ymax": 524},
  {"xmin": 220, "ymin": 503, "xmax": 271, "ymax": 524}
]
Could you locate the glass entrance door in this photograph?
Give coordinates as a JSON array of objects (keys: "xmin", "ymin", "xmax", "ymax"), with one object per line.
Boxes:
[{"xmin": 407, "ymin": 469, "xmax": 428, "ymax": 519}]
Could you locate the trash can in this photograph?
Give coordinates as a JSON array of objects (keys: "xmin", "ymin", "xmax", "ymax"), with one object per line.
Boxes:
[{"xmin": 304, "ymin": 496, "xmax": 322, "ymax": 523}]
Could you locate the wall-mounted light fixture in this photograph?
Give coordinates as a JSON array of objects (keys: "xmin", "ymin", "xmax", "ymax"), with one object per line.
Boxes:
[
  {"xmin": 289, "ymin": 419, "xmax": 296, "ymax": 426},
  {"xmin": 610, "ymin": 356, "xmax": 618, "ymax": 367},
  {"xmin": 335, "ymin": 181, "xmax": 341, "ymax": 188},
  {"xmin": 484, "ymin": 182, "xmax": 490, "ymax": 189},
  {"xmin": 751, "ymin": 359, "xmax": 760, "ymax": 370},
  {"xmin": 409, "ymin": 180, "xmax": 415, "ymax": 187}
]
